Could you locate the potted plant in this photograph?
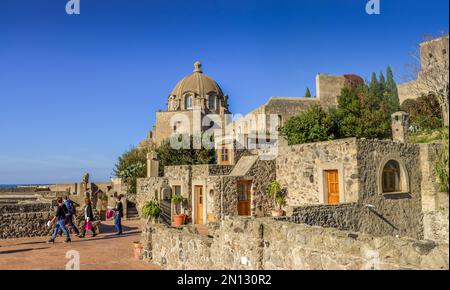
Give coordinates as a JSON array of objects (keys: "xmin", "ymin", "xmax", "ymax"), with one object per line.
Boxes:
[
  {"xmin": 132, "ymin": 241, "xmax": 144, "ymax": 260},
  {"xmin": 171, "ymin": 195, "xmax": 186, "ymax": 226},
  {"xmin": 267, "ymin": 181, "xmax": 286, "ymax": 217},
  {"xmin": 142, "ymin": 199, "xmax": 162, "ymax": 224}
]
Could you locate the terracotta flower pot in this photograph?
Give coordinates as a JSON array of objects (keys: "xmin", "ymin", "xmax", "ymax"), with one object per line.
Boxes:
[
  {"xmin": 173, "ymin": 214, "xmax": 186, "ymax": 226},
  {"xmin": 271, "ymin": 209, "xmax": 285, "ymax": 217},
  {"xmin": 133, "ymin": 241, "xmax": 143, "ymax": 260}
]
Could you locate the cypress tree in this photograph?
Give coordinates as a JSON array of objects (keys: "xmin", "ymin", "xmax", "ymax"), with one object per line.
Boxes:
[
  {"xmin": 379, "ymin": 72, "xmax": 386, "ymax": 87},
  {"xmin": 305, "ymin": 87, "xmax": 312, "ymax": 98},
  {"xmin": 386, "ymin": 66, "xmax": 400, "ymax": 111},
  {"xmin": 367, "ymin": 72, "xmax": 382, "ymax": 110}
]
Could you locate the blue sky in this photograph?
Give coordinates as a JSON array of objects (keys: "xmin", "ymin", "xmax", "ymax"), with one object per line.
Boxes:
[{"xmin": 0, "ymin": 0, "xmax": 448, "ymax": 184}]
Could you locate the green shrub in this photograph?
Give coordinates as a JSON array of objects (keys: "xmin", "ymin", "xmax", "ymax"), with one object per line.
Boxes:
[
  {"xmin": 267, "ymin": 181, "xmax": 285, "ymax": 210},
  {"xmin": 114, "ymin": 147, "xmax": 150, "ymax": 196},
  {"xmin": 142, "ymin": 199, "xmax": 163, "ymax": 222},
  {"xmin": 435, "ymin": 137, "xmax": 449, "ymax": 193},
  {"xmin": 156, "ymin": 135, "xmax": 216, "ymax": 176},
  {"xmin": 171, "ymin": 195, "xmax": 186, "ymax": 215},
  {"xmin": 401, "ymin": 94, "xmax": 443, "ymax": 131},
  {"xmin": 281, "ymin": 68, "xmax": 400, "ymax": 145},
  {"xmin": 280, "ymin": 105, "xmax": 339, "ymax": 145}
]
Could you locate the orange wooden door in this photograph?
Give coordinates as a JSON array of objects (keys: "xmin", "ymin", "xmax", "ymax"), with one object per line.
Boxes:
[
  {"xmin": 195, "ymin": 186, "xmax": 204, "ymax": 224},
  {"xmin": 237, "ymin": 180, "xmax": 251, "ymax": 216},
  {"xmin": 326, "ymin": 170, "xmax": 340, "ymax": 204}
]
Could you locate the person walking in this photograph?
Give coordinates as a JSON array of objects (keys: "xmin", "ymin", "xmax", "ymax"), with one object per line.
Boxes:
[
  {"xmin": 63, "ymin": 196, "xmax": 79, "ymax": 235},
  {"xmin": 113, "ymin": 195, "xmax": 123, "ymax": 235},
  {"xmin": 78, "ymin": 197, "xmax": 97, "ymax": 238},
  {"xmin": 47, "ymin": 197, "xmax": 71, "ymax": 244}
]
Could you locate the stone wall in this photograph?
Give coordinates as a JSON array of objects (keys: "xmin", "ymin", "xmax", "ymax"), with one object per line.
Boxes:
[
  {"xmin": 276, "ymin": 138, "xmax": 359, "ymax": 206},
  {"xmin": 208, "ymin": 165, "xmax": 233, "ymax": 176},
  {"xmin": 0, "ymin": 203, "xmax": 52, "ymax": 239},
  {"xmin": 0, "ymin": 203, "xmax": 52, "ymax": 214},
  {"xmin": 216, "ymin": 176, "xmax": 239, "ymax": 218},
  {"xmin": 290, "ymin": 201, "xmax": 427, "ymax": 240},
  {"xmin": 141, "ymin": 217, "xmax": 449, "ymax": 270},
  {"xmin": 142, "ymin": 225, "xmax": 214, "ymax": 269},
  {"xmin": 0, "ymin": 187, "xmax": 41, "ymax": 193},
  {"xmin": 256, "ymin": 97, "xmax": 319, "ymax": 130},
  {"xmin": 419, "ymin": 142, "xmax": 449, "ymax": 243},
  {"xmin": 355, "ymin": 139, "xmax": 424, "ymax": 239},
  {"xmin": 291, "ymin": 203, "xmax": 359, "ymax": 232},
  {"xmin": 275, "ymin": 138, "xmax": 433, "ymax": 240},
  {"xmin": 136, "ymin": 177, "xmax": 169, "ymax": 216},
  {"xmin": 399, "ymin": 36, "xmax": 450, "ymax": 105},
  {"xmin": 154, "ymin": 110, "xmax": 195, "ymax": 146},
  {"xmin": 246, "ymin": 159, "xmax": 276, "ymax": 217},
  {"xmin": 316, "ymin": 74, "xmax": 346, "ymax": 109},
  {"xmin": 137, "ymin": 158, "xmax": 276, "ymax": 222}
]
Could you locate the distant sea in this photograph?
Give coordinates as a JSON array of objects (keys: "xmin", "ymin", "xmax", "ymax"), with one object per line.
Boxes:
[
  {"xmin": 0, "ymin": 184, "xmax": 51, "ymax": 188},
  {"xmin": 0, "ymin": 184, "xmax": 18, "ymax": 188}
]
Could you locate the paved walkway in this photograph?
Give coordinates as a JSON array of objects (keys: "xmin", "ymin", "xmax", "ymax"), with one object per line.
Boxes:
[{"xmin": 0, "ymin": 220, "xmax": 159, "ymax": 270}]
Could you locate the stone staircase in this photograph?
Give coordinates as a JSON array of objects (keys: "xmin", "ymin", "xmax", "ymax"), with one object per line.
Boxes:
[
  {"xmin": 126, "ymin": 202, "xmax": 140, "ymax": 220},
  {"xmin": 159, "ymin": 200, "xmax": 172, "ymax": 225},
  {"xmin": 229, "ymin": 155, "xmax": 259, "ymax": 176}
]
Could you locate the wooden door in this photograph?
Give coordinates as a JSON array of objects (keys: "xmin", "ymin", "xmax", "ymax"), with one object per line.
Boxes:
[
  {"xmin": 195, "ymin": 186, "xmax": 204, "ymax": 224},
  {"xmin": 326, "ymin": 170, "xmax": 340, "ymax": 204},
  {"xmin": 237, "ymin": 180, "xmax": 251, "ymax": 216}
]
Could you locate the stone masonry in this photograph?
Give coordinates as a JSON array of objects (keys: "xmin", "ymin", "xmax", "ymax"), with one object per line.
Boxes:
[
  {"xmin": 0, "ymin": 203, "xmax": 52, "ymax": 239},
  {"xmin": 141, "ymin": 217, "xmax": 449, "ymax": 270}
]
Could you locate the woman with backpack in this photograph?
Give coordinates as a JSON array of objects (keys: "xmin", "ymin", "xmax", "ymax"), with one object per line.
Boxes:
[
  {"xmin": 63, "ymin": 196, "xmax": 79, "ymax": 235},
  {"xmin": 78, "ymin": 197, "xmax": 97, "ymax": 238}
]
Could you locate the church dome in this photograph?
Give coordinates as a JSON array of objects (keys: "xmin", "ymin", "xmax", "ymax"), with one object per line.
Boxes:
[{"xmin": 170, "ymin": 61, "xmax": 224, "ymax": 98}]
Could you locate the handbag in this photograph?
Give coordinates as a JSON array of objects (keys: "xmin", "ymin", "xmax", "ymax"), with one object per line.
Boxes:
[
  {"xmin": 85, "ymin": 221, "xmax": 93, "ymax": 231},
  {"xmin": 106, "ymin": 209, "xmax": 114, "ymax": 219}
]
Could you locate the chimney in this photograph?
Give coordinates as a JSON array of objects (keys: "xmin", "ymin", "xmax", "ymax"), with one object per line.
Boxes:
[
  {"xmin": 147, "ymin": 152, "xmax": 159, "ymax": 178},
  {"xmin": 391, "ymin": 111, "xmax": 409, "ymax": 143}
]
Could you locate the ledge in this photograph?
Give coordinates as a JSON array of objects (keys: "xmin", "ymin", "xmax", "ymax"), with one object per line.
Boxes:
[{"xmin": 382, "ymin": 192, "xmax": 412, "ymax": 200}]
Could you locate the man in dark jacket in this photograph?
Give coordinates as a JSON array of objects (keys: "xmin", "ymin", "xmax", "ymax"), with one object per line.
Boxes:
[
  {"xmin": 47, "ymin": 197, "xmax": 71, "ymax": 244},
  {"xmin": 61, "ymin": 196, "xmax": 79, "ymax": 235}
]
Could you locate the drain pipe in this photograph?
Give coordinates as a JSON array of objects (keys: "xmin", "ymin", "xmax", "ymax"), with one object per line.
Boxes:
[{"xmin": 220, "ymin": 177, "xmax": 223, "ymax": 221}]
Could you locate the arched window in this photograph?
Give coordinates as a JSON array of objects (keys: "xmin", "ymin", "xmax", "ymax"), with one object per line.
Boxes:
[
  {"xmin": 184, "ymin": 94, "xmax": 193, "ymax": 109},
  {"xmin": 382, "ymin": 160, "xmax": 402, "ymax": 193},
  {"xmin": 208, "ymin": 95, "xmax": 216, "ymax": 110}
]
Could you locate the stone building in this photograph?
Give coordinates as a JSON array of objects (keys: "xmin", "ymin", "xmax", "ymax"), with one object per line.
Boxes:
[
  {"xmin": 136, "ymin": 62, "xmax": 366, "ymax": 222},
  {"xmin": 398, "ymin": 35, "xmax": 449, "ymax": 105},
  {"xmin": 141, "ymin": 61, "xmax": 231, "ymax": 147},
  {"xmin": 138, "ymin": 61, "xmax": 363, "ymax": 155},
  {"xmin": 138, "ymin": 133, "xmax": 447, "ymax": 240},
  {"xmin": 136, "ymin": 61, "xmax": 447, "ymax": 242}
]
